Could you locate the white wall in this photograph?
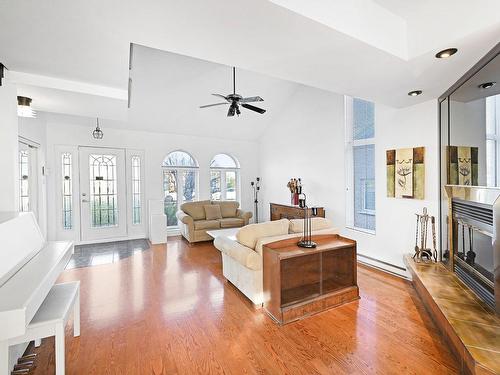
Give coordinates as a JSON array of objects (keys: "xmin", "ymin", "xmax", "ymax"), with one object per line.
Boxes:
[
  {"xmin": 259, "ymin": 84, "xmax": 438, "ymax": 276},
  {"xmin": 44, "ymin": 114, "xmax": 259, "ymax": 242},
  {"xmin": 0, "ymin": 82, "xmax": 19, "ymax": 211}
]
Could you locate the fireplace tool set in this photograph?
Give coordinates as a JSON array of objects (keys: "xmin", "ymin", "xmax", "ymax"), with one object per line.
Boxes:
[
  {"xmin": 413, "ymin": 207, "xmax": 437, "ymax": 262},
  {"xmin": 458, "ymin": 219, "xmax": 477, "ymax": 266}
]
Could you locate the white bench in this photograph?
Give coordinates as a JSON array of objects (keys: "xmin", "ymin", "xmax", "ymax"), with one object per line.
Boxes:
[{"xmin": 8, "ymin": 282, "xmax": 80, "ymax": 375}]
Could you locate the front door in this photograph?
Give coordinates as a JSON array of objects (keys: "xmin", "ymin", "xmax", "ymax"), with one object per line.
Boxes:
[{"xmin": 79, "ymin": 147, "xmax": 127, "ymax": 241}]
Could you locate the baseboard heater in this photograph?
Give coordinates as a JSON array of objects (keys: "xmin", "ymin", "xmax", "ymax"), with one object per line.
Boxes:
[{"xmin": 357, "ymin": 253, "xmax": 408, "ymax": 279}]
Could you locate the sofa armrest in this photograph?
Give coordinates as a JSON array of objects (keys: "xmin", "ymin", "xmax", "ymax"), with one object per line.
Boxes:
[
  {"xmin": 176, "ymin": 210, "xmax": 194, "ymax": 226},
  {"xmin": 236, "ymin": 209, "xmax": 253, "ymax": 225},
  {"xmin": 214, "ymin": 236, "xmax": 262, "ymax": 271}
]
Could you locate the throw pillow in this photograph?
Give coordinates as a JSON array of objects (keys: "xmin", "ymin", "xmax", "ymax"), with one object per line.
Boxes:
[{"xmin": 204, "ymin": 205, "xmax": 222, "ymax": 220}]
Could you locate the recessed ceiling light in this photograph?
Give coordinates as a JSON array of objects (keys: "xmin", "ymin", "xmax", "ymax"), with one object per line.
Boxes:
[
  {"xmin": 17, "ymin": 96, "xmax": 36, "ymax": 118},
  {"xmin": 435, "ymin": 48, "xmax": 458, "ymax": 59},
  {"xmin": 479, "ymin": 82, "xmax": 496, "ymax": 89},
  {"xmin": 408, "ymin": 90, "xmax": 422, "ymax": 97}
]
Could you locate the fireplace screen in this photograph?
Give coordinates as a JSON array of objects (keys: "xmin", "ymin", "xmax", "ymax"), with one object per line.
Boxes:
[{"xmin": 452, "ymin": 198, "xmax": 495, "ymax": 308}]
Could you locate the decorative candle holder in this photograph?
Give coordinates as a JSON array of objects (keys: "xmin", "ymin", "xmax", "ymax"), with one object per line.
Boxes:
[{"xmin": 297, "ymin": 193, "xmax": 317, "ymax": 248}]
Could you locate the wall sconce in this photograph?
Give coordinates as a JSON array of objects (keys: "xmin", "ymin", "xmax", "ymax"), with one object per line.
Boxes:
[{"xmin": 17, "ymin": 96, "xmax": 36, "ymax": 118}]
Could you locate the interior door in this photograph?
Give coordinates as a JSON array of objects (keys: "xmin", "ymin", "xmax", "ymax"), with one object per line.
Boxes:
[{"xmin": 79, "ymin": 147, "xmax": 127, "ymax": 241}]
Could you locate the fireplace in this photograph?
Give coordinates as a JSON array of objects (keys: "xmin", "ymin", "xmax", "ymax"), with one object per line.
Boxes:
[{"xmin": 445, "ymin": 185, "xmax": 500, "ymax": 314}]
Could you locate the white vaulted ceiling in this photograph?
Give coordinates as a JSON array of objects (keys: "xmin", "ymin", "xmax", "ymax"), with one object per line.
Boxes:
[{"xmin": 0, "ymin": 0, "xmax": 499, "ymax": 137}]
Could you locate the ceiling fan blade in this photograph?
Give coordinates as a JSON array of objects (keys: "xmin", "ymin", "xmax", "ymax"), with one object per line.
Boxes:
[
  {"xmin": 212, "ymin": 93, "xmax": 229, "ymax": 101},
  {"xmin": 241, "ymin": 103, "xmax": 266, "ymax": 114},
  {"xmin": 240, "ymin": 96, "xmax": 264, "ymax": 103},
  {"xmin": 200, "ymin": 102, "xmax": 228, "ymax": 108}
]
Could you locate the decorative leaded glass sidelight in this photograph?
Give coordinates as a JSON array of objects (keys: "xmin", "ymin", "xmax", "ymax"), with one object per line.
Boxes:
[
  {"xmin": 19, "ymin": 150, "xmax": 30, "ymax": 212},
  {"xmin": 131, "ymin": 156, "xmax": 141, "ymax": 225},
  {"xmin": 62, "ymin": 153, "xmax": 73, "ymax": 229},
  {"xmin": 89, "ymin": 154, "xmax": 118, "ymax": 227}
]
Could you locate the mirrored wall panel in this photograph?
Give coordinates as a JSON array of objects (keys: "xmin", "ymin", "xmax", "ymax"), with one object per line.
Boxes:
[{"xmin": 448, "ymin": 54, "xmax": 500, "ymax": 187}]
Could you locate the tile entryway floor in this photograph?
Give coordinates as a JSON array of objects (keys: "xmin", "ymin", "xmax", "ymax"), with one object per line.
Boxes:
[{"xmin": 66, "ymin": 239, "xmax": 150, "ymax": 269}]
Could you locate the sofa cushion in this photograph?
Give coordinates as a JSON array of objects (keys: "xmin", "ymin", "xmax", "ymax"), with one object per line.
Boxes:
[
  {"xmin": 204, "ymin": 204, "xmax": 222, "ymax": 220},
  {"xmin": 219, "ymin": 217, "xmax": 245, "ymax": 228},
  {"xmin": 181, "ymin": 200, "xmax": 210, "ymax": 220},
  {"xmin": 289, "ymin": 217, "xmax": 333, "ymax": 233},
  {"xmin": 236, "ymin": 219, "xmax": 289, "ymax": 250},
  {"xmin": 217, "ymin": 201, "xmax": 239, "ymax": 218},
  {"xmin": 194, "ymin": 219, "xmax": 220, "ymax": 230}
]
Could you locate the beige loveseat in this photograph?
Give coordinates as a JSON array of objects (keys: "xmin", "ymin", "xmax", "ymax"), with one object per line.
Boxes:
[
  {"xmin": 176, "ymin": 200, "xmax": 252, "ymax": 243},
  {"xmin": 214, "ymin": 218, "xmax": 338, "ymax": 305}
]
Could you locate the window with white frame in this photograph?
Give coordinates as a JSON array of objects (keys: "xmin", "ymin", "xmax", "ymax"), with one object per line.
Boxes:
[
  {"xmin": 162, "ymin": 151, "xmax": 199, "ymax": 227},
  {"xmin": 61, "ymin": 152, "xmax": 73, "ymax": 229},
  {"xmin": 19, "ymin": 149, "xmax": 30, "ymax": 212},
  {"xmin": 210, "ymin": 154, "xmax": 240, "ymax": 201},
  {"xmin": 131, "ymin": 155, "xmax": 142, "ymax": 225},
  {"xmin": 345, "ymin": 97, "xmax": 376, "ymax": 232},
  {"xmin": 486, "ymin": 94, "xmax": 500, "ymax": 187}
]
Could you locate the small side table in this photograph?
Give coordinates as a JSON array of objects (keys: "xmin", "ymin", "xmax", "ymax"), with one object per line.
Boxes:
[{"xmin": 263, "ymin": 234, "xmax": 359, "ymax": 324}]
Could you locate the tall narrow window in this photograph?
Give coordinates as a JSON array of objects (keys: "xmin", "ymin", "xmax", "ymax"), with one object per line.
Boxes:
[
  {"xmin": 162, "ymin": 151, "xmax": 199, "ymax": 227},
  {"xmin": 19, "ymin": 150, "xmax": 30, "ymax": 212},
  {"xmin": 210, "ymin": 154, "xmax": 240, "ymax": 201},
  {"xmin": 62, "ymin": 153, "xmax": 73, "ymax": 229},
  {"xmin": 346, "ymin": 97, "xmax": 376, "ymax": 232},
  {"xmin": 486, "ymin": 94, "xmax": 500, "ymax": 187},
  {"xmin": 131, "ymin": 156, "xmax": 141, "ymax": 224}
]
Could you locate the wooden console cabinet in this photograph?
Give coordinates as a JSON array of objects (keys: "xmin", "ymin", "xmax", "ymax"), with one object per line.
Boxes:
[
  {"xmin": 263, "ymin": 234, "xmax": 359, "ymax": 324},
  {"xmin": 270, "ymin": 203, "xmax": 325, "ymax": 221}
]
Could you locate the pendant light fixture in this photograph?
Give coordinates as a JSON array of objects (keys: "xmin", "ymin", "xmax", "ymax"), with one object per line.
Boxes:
[
  {"xmin": 17, "ymin": 96, "xmax": 37, "ymax": 118},
  {"xmin": 92, "ymin": 117, "xmax": 104, "ymax": 139}
]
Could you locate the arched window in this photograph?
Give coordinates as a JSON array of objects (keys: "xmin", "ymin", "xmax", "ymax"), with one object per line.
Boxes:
[
  {"xmin": 162, "ymin": 151, "xmax": 199, "ymax": 226},
  {"xmin": 210, "ymin": 153, "xmax": 240, "ymax": 201}
]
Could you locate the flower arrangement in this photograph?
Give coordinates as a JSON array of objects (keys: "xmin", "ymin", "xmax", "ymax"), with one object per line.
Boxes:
[{"xmin": 287, "ymin": 178, "xmax": 302, "ymax": 205}]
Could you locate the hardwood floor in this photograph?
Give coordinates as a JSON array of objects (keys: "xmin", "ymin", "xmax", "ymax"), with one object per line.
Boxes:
[{"xmin": 27, "ymin": 236, "xmax": 459, "ymax": 374}]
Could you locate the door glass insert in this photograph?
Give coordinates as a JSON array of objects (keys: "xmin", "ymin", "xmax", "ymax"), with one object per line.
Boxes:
[{"xmin": 89, "ymin": 154, "xmax": 118, "ymax": 227}]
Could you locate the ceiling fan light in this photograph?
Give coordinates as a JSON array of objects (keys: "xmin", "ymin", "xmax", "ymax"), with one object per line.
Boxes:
[{"xmin": 17, "ymin": 96, "xmax": 36, "ymax": 118}]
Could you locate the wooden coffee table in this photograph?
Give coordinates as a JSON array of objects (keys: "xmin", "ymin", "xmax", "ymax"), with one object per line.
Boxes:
[{"xmin": 263, "ymin": 234, "xmax": 359, "ymax": 324}]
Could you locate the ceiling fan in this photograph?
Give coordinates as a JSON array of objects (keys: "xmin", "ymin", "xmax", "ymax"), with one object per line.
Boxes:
[{"xmin": 200, "ymin": 67, "xmax": 266, "ymax": 117}]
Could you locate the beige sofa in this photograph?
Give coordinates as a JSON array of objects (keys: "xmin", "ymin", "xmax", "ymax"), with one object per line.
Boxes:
[
  {"xmin": 176, "ymin": 200, "xmax": 252, "ymax": 243},
  {"xmin": 214, "ymin": 218, "xmax": 338, "ymax": 305}
]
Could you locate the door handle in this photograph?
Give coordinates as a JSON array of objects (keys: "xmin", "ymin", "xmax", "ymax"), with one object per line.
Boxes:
[{"xmin": 82, "ymin": 199, "xmax": 89, "ymax": 203}]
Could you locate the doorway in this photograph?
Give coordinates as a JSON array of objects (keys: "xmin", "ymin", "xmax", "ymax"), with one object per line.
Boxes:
[{"xmin": 79, "ymin": 147, "xmax": 127, "ymax": 241}]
